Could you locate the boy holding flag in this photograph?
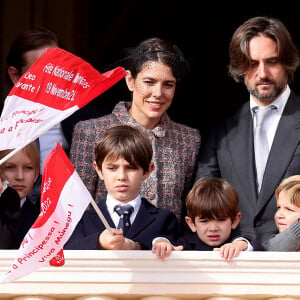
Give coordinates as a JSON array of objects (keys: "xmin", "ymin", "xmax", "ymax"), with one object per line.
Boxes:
[{"xmin": 65, "ymin": 125, "xmax": 179, "ymax": 250}]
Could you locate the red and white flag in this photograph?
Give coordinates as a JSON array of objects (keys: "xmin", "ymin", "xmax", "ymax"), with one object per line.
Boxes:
[
  {"xmin": 0, "ymin": 143, "xmax": 93, "ymax": 283},
  {"xmin": 0, "ymin": 47, "xmax": 126, "ymax": 151}
]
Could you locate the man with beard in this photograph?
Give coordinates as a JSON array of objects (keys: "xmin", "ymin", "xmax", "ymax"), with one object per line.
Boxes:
[{"xmin": 195, "ymin": 16, "xmax": 300, "ymax": 249}]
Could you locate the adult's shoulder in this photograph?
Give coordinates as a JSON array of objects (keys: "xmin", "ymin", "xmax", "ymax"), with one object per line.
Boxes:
[
  {"xmin": 74, "ymin": 112, "xmax": 115, "ymax": 129},
  {"xmin": 168, "ymin": 119, "xmax": 201, "ymax": 141},
  {"xmin": 208, "ymin": 100, "xmax": 250, "ymax": 132},
  {"xmin": 74, "ymin": 101, "xmax": 127, "ymax": 131},
  {"xmin": 72, "ymin": 112, "xmax": 121, "ymax": 142},
  {"xmin": 285, "ymin": 90, "xmax": 300, "ymax": 111},
  {"xmin": 169, "ymin": 119, "xmax": 200, "ymax": 133},
  {"xmin": 222, "ymin": 100, "xmax": 250, "ymax": 121},
  {"xmin": 289, "ymin": 90, "xmax": 300, "ymax": 100}
]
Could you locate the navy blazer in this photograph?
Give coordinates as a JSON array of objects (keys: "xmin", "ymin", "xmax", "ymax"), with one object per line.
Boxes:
[
  {"xmin": 175, "ymin": 231, "xmax": 261, "ymax": 251},
  {"xmin": 65, "ymin": 198, "xmax": 179, "ymax": 250},
  {"xmin": 196, "ymin": 91, "xmax": 300, "ymax": 248},
  {"xmin": 0, "ymin": 187, "xmax": 20, "ymax": 249}
]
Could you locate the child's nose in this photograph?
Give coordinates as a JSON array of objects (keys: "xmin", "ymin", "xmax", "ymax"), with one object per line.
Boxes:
[
  {"xmin": 117, "ymin": 168, "xmax": 126, "ymax": 180},
  {"xmin": 276, "ymin": 209, "xmax": 284, "ymax": 219},
  {"xmin": 16, "ymin": 168, "xmax": 24, "ymax": 179},
  {"xmin": 208, "ymin": 222, "xmax": 218, "ymax": 231}
]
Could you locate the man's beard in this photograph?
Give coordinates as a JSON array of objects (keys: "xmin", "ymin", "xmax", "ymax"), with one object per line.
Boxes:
[{"xmin": 246, "ymin": 78, "xmax": 286, "ymax": 102}]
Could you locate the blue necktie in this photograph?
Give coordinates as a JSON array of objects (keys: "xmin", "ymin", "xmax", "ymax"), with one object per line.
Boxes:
[{"xmin": 114, "ymin": 204, "xmax": 134, "ymax": 235}]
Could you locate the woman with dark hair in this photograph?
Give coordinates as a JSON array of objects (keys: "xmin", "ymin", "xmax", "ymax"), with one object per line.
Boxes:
[{"xmin": 70, "ymin": 37, "xmax": 200, "ymax": 225}]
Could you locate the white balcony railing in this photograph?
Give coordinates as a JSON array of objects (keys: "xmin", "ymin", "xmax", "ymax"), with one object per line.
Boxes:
[{"xmin": 0, "ymin": 250, "xmax": 300, "ymax": 299}]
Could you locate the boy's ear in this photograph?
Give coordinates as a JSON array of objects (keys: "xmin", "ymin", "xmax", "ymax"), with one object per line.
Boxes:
[
  {"xmin": 125, "ymin": 70, "xmax": 135, "ymax": 92},
  {"xmin": 8, "ymin": 66, "xmax": 21, "ymax": 84},
  {"xmin": 143, "ymin": 162, "xmax": 154, "ymax": 180},
  {"xmin": 231, "ymin": 212, "xmax": 242, "ymax": 230},
  {"xmin": 185, "ymin": 216, "xmax": 197, "ymax": 232},
  {"xmin": 93, "ymin": 161, "xmax": 104, "ymax": 180}
]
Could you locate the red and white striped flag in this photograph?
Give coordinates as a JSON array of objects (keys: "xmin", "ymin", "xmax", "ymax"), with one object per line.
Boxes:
[
  {"xmin": 0, "ymin": 47, "xmax": 126, "ymax": 151},
  {"xmin": 0, "ymin": 143, "xmax": 93, "ymax": 283}
]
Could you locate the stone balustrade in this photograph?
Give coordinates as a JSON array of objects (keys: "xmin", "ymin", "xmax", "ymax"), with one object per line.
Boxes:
[{"xmin": 0, "ymin": 250, "xmax": 300, "ymax": 299}]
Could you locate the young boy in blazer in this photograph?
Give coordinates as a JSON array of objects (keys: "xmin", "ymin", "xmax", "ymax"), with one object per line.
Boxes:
[
  {"xmin": 65, "ymin": 125, "xmax": 179, "ymax": 250},
  {"xmin": 153, "ymin": 178, "xmax": 260, "ymax": 260}
]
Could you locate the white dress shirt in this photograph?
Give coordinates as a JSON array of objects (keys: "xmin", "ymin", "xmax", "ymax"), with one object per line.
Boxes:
[
  {"xmin": 106, "ymin": 194, "xmax": 142, "ymax": 228},
  {"xmin": 39, "ymin": 123, "xmax": 68, "ymax": 174}
]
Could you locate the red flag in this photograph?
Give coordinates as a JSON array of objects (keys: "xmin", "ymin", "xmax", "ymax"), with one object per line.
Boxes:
[
  {"xmin": 49, "ymin": 249, "xmax": 65, "ymax": 266},
  {"xmin": 0, "ymin": 47, "xmax": 126, "ymax": 151},
  {"xmin": 0, "ymin": 143, "xmax": 93, "ymax": 283}
]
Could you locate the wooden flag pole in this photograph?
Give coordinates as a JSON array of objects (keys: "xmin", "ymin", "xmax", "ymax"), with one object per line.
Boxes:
[{"xmin": 89, "ymin": 198, "xmax": 113, "ymax": 235}]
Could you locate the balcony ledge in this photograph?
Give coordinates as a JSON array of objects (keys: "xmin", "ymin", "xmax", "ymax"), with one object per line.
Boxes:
[{"xmin": 0, "ymin": 250, "xmax": 300, "ymax": 299}]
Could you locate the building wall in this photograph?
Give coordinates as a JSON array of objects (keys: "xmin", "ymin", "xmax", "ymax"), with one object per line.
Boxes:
[
  {"xmin": 1, "ymin": 1, "xmax": 300, "ymax": 134},
  {"xmin": 0, "ymin": 0, "xmax": 84, "ymax": 104}
]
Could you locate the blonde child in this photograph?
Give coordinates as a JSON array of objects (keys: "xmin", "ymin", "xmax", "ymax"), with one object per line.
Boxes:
[
  {"xmin": 65, "ymin": 125, "xmax": 179, "ymax": 250},
  {"xmin": 264, "ymin": 175, "xmax": 300, "ymax": 251},
  {"xmin": 0, "ymin": 142, "xmax": 40, "ymax": 246}
]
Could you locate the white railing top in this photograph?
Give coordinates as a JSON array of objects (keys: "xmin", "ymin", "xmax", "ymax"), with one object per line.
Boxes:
[{"xmin": 0, "ymin": 250, "xmax": 300, "ymax": 299}]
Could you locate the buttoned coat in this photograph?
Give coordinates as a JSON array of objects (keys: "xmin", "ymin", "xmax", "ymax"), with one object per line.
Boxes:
[
  {"xmin": 64, "ymin": 198, "xmax": 179, "ymax": 250},
  {"xmin": 174, "ymin": 231, "xmax": 261, "ymax": 251},
  {"xmin": 0, "ymin": 187, "xmax": 20, "ymax": 249}
]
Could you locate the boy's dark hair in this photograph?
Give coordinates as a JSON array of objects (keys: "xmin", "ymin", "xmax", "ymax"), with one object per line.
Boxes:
[
  {"xmin": 94, "ymin": 125, "xmax": 153, "ymax": 173},
  {"xmin": 186, "ymin": 178, "xmax": 239, "ymax": 223}
]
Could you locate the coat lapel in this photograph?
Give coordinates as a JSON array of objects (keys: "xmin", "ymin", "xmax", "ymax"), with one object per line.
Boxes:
[
  {"xmin": 257, "ymin": 93, "xmax": 300, "ymax": 212},
  {"xmin": 98, "ymin": 200, "xmax": 116, "ymax": 228},
  {"xmin": 126, "ymin": 199, "xmax": 156, "ymax": 238},
  {"xmin": 226, "ymin": 102, "xmax": 258, "ymax": 209}
]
